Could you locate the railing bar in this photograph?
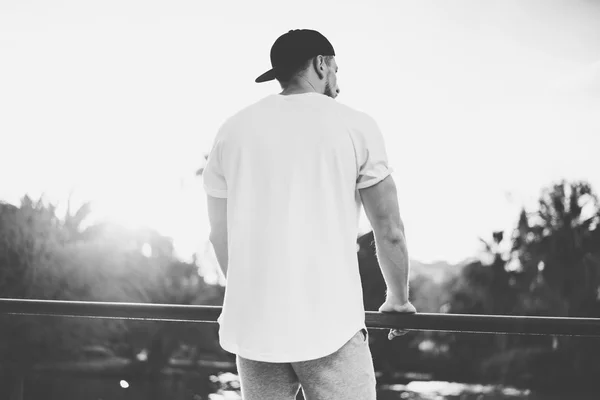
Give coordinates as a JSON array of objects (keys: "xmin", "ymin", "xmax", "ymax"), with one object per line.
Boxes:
[
  {"xmin": 3, "ymin": 312, "xmax": 598, "ymax": 337},
  {"xmin": 1, "ymin": 298, "xmax": 600, "ymax": 337}
]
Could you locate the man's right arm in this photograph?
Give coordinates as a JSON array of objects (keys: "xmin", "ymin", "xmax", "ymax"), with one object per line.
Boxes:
[{"xmin": 359, "ymin": 175, "xmax": 410, "ymax": 304}]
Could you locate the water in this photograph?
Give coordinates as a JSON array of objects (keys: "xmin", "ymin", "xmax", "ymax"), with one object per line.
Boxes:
[{"xmin": 20, "ymin": 371, "xmax": 598, "ymax": 400}]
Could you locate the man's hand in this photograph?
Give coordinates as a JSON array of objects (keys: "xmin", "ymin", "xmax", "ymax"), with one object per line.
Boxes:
[{"xmin": 378, "ymin": 298, "xmax": 417, "ymax": 340}]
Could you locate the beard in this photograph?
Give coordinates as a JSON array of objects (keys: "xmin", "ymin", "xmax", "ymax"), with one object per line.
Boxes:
[{"xmin": 324, "ymin": 77, "xmax": 337, "ymax": 99}]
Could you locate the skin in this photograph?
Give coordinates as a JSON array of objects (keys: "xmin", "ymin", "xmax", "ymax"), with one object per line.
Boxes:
[
  {"xmin": 279, "ymin": 55, "xmax": 340, "ymax": 99},
  {"xmin": 379, "ymin": 295, "xmax": 417, "ymax": 339}
]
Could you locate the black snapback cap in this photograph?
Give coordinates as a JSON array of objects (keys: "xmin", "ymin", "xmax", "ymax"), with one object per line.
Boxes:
[{"xmin": 255, "ymin": 29, "xmax": 335, "ymax": 83}]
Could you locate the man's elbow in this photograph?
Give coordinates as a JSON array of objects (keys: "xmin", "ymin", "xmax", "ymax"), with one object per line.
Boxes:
[
  {"xmin": 372, "ymin": 226, "xmax": 405, "ymax": 248},
  {"xmin": 383, "ymin": 231, "xmax": 406, "ymax": 246}
]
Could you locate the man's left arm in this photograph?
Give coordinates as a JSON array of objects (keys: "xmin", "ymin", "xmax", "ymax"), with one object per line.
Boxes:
[
  {"xmin": 207, "ymin": 195, "xmax": 228, "ymax": 279},
  {"xmin": 203, "ymin": 127, "xmax": 228, "ymax": 279}
]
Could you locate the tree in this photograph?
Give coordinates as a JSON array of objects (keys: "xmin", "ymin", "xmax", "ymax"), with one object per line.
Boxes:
[
  {"xmin": 508, "ymin": 180, "xmax": 600, "ymax": 386},
  {"xmin": 511, "ymin": 180, "xmax": 600, "ymax": 317},
  {"xmin": 441, "ymin": 180, "xmax": 600, "ymax": 388},
  {"xmin": 0, "ymin": 194, "xmax": 226, "ymax": 385}
]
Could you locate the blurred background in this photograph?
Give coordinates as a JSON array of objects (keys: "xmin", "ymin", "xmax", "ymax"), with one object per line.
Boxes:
[{"xmin": 1, "ymin": 0, "xmax": 599, "ymax": 399}]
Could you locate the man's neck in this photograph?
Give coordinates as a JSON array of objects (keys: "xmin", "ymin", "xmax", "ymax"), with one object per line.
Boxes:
[
  {"xmin": 280, "ymin": 78, "xmax": 321, "ymax": 96},
  {"xmin": 280, "ymin": 88, "xmax": 314, "ymax": 96}
]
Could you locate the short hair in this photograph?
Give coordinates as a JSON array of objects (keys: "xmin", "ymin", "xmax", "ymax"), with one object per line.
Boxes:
[{"xmin": 277, "ymin": 55, "xmax": 335, "ymax": 88}]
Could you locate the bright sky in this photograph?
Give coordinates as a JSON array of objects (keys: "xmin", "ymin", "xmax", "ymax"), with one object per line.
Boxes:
[{"xmin": 1, "ymin": 0, "xmax": 599, "ymax": 266}]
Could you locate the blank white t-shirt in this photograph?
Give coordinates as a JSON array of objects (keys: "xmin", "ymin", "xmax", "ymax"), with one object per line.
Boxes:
[{"xmin": 202, "ymin": 92, "xmax": 393, "ymax": 362}]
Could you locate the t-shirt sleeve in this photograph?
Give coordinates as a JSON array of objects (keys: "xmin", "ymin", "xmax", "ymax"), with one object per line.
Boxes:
[
  {"xmin": 352, "ymin": 113, "xmax": 394, "ymax": 190},
  {"xmin": 202, "ymin": 132, "xmax": 228, "ymax": 198}
]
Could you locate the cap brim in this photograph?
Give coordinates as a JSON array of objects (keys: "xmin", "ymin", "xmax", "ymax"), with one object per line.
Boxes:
[{"xmin": 255, "ymin": 68, "xmax": 277, "ymax": 83}]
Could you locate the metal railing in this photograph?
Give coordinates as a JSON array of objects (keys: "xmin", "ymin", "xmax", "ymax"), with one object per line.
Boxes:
[{"xmin": 1, "ymin": 298, "xmax": 600, "ymax": 337}]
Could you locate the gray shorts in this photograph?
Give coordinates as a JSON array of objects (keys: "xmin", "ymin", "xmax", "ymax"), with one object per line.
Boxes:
[{"xmin": 235, "ymin": 328, "xmax": 377, "ymax": 400}]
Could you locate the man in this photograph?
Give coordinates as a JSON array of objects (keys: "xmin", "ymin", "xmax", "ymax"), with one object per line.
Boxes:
[{"xmin": 202, "ymin": 29, "xmax": 416, "ymax": 400}]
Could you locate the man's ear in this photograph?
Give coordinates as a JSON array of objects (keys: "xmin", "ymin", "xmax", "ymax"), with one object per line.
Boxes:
[{"xmin": 313, "ymin": 55, "xmax": 327, "ymax": 80}]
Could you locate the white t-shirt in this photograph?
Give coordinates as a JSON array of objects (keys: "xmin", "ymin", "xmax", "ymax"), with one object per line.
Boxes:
[{"xmin": 202, "ymin": 92, "xmax": 393, "ymax": 362}]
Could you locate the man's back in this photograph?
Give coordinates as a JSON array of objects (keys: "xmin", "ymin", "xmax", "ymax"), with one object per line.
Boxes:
[{"xmin": 203, "ymin": 92, "xmax": 393, "ymax": 363}]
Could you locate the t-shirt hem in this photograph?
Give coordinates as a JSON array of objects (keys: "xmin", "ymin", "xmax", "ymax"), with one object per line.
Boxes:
[
  {"xmin": 219, "ymin": 323, "xmax": 367, "ymax": 363},
  {"xmin": 356, "ymin": 167, "xmax": 394, "ymax": 190},
  {"xmin": 203, "ymin": 184, "xmax": 228, "ymax": 198}
]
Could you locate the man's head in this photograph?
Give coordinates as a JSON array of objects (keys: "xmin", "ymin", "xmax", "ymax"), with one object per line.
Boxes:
[
  {"xmin": 255, "ymin": 29, "xmax": 340, "ymax": 99},
  {"xmin": 276, "ymin": 54, "xmax": 340, "ymax": 99}
]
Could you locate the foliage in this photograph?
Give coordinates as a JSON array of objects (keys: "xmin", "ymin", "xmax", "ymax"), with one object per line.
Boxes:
[
  {"xmin": 356, "ymin": 179, "xmax": 600, "ymax": 387},
  {"xmin": 511, "ymin": 180, "xmax": 600, "ymax": 316},
  {"xmin": 0, "ymin": 195, "xmax": 225, "ymax": 378},
  {"xmin": 2, "ymin": 177, "xmax": 600, "ymax": 390},
  {"xmin": 443, "ymin": 180, "xmax": 600, "ymax": 386}
]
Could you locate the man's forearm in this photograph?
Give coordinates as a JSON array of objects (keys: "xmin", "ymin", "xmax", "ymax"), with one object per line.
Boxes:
[
  {"xmin": 209, "ymin": 234, "xmax": 228, "ymax": 279},
  {"xmin": 374, "ymin": 231, "xmax": 410, "ymax": 303}
]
